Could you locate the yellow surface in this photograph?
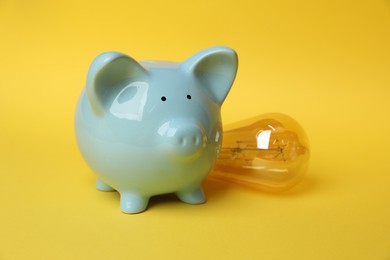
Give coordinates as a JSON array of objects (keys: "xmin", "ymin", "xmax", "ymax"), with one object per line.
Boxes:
[{"xmin": 1, "ymin": 0, "xmax": 390, "ymax": 259}]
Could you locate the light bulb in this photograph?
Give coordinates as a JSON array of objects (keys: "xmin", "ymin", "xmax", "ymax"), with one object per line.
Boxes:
[{"xmin": 210, "ymin": 113, "xmax": 310, "ymax": 192}]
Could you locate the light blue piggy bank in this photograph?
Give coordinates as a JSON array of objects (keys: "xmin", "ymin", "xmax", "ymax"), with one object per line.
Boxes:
[{"xmin": 75, "ymin": 46, "xmax": 238, "ymax": 213}]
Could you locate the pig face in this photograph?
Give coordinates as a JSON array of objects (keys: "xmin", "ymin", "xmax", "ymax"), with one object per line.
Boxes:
[
  {"xmin": 76, "ymin": 46, "xmax": 238, "ymax": 213},
  {"xmin": 85, "ymin": 47, "xmax": 237, "ymax": 149}
]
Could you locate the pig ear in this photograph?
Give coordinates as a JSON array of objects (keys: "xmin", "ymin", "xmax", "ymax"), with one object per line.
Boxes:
[
  {"xmin": 86, "ymin": 52, "xmax": 148, "ymax": 116},
  {"xmin": 181, "ymin": 46, "xmax": 238, "ymax": 105}
]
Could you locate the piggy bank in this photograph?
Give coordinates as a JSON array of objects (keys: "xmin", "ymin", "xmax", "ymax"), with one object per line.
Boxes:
[{"xmin": 75, "ymin": 46, "xmax": 238, "ymax": 213}]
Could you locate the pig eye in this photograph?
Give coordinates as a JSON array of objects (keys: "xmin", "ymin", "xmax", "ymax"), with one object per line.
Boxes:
[
  {"xmin": 161, "ymin": 96, "xmax": 167, "ymax": 102},
  {"xmin": 186, "ymin": 95, "xmax": 192, "ymax": 100}
]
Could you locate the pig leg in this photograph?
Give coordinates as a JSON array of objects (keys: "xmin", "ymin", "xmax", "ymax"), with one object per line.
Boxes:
[
  {"xmin": 96, "ymin": 179, "xmax": 115, "ymax": 191},
  {"xmin": 119, "ymin": 191, "xmax": 149, "ymax": 214},
  {"xmin": 176, "ymin": 186, "xmax": 206, "ymax": 204}
]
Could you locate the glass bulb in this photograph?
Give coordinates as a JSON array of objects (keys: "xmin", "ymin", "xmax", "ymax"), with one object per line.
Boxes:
[{"xmin": 210, "ymin": 113, "xmax": 310, "ymax": 192}]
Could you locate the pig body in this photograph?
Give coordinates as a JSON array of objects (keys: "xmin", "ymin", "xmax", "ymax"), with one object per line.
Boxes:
[{"xmin": 75, "ymin": 47, "xmax": 238, "ymax": 213}]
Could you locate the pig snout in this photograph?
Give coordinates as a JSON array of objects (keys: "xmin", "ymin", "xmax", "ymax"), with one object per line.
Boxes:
[
  {"xmin": 158, "ymin": 120, "xmax": 207, "ymax": 155},
  {"xmin": 175, "ymin": 126, "xmax": 206, "ymax": 153}
]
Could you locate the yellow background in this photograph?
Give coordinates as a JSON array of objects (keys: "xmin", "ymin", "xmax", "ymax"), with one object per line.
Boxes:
[{"xmin": 1, "ymin": 0, "xmax": 390, "ymax": 259}]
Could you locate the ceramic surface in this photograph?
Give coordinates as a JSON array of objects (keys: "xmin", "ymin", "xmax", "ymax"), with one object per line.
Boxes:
[{"xmin": 75, "ymin": 46, "xmax": 238, "ymax": 213}]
